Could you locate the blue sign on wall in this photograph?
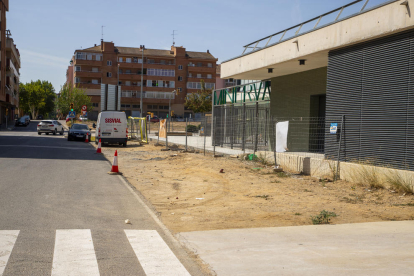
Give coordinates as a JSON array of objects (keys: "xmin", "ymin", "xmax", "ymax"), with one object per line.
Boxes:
[{"xmin": 330, "ymin": 123, "xmax": 338, "ymax": 134}]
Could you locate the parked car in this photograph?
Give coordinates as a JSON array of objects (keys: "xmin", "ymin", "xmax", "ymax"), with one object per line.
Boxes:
[
  {"xmin": 175, "ymin": 116, "xmax": 185, "ymax": 122},
  {"xmin": 37, "ymin": 120, "xmax": 64, "ymax": 135},
  {"xmin": 79, "ymin": 115, "xmax": 88, "ymax": 121},
  {"xmin": 67, "ymin": 124, "xmax": 91, "ymax": 141},
  {"xmin": 21, "ymin": 115, "xmax": 30, "ymax": 123},
  {"xmin": 15, "ymin": 117, "xmax": 30, "ymax": 126},
  {"xmin": 37, "ymin": 115, "xmax": 44, "ymax": 120},
  {"xmin": 94, "ymin": 111, "xmax": 128, "ymax": 147},
  {"xmin": 150, "ymin": 116, "xmax": 160, "ymax": 123}
]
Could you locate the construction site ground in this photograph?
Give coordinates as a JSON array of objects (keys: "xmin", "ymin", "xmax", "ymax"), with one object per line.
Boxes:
[{"xmin": 92, "ymin": 140, "xmax": 414, "ymax": 233}]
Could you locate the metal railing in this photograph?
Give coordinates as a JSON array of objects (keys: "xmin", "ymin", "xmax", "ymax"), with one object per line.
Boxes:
[{"xmin": 240, "ymin": 0, "xmax": 398, "ymax": 56}]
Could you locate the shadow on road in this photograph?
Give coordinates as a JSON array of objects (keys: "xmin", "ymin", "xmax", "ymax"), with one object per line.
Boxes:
[{"xmin": 0, "ymin": 135, "xmax": 107, "ymax": 161}]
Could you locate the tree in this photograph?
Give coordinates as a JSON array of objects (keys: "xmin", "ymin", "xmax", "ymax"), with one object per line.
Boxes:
[
  {"xmin": 19, "ymin": 80, "xmax": 56, "ymax": 119},
  {"xmin": 56, "ymin": 84, "xmax": 92, "ymax": 118},
  {"xmin": 184, "ymin": 80, "xmax": 212, "ymax": 114}
]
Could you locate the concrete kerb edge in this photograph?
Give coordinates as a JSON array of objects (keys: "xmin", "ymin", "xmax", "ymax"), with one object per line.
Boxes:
[{"xmin": 100, "ymin": 148, "xmax": 217, "ymax": 276}]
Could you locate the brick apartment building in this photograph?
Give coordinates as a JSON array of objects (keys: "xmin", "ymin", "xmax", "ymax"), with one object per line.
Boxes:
[
  {"xmin": 0, "ymin": 0, "xmax": 20, "ymax": 127},
  {"xmin": 68, "ymin": 40, "xmax": 217, "ymax": 120}
]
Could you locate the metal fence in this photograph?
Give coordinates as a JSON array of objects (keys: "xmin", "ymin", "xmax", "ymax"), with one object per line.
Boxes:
[{"xmin": 128, "ymin": 117, "xmax": 148, "ymax": 143}]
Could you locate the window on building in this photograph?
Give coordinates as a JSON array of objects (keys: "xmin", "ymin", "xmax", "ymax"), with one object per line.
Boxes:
[
  {"xmin": 197, "ymin": 62, "xmax": 202, "ymax": 67},
  {"xmin": 160, "ymin": 60, "xmax": 165, "ymax": 65},
  {"xmin": 75, "ymin": 77, "xmax": 80, "ymax": 83},
  {"xmin": 208, "ymin": 63, "xmax": 212, "ymax": 68},
  {"xmin": 169, "ymin": 81, "xmax": 175, "ymax": 88},
  {"xmin": 107, "ymin": 60, "xmax": 112, "ymax": 66},
  {"xmin": 125, "ymin": 81, "xmax": 131, "ymax": 86},
  {"xmin": 76, "ymin": 52, "xmax": 86, "ymax": 60},
  {"xmin": 95, "ymin": 54, "xmax": 102, "ymax": 61},
  {"xmin": 197, "ymin": 74, "xmax": 201, "ymax": 78},
  {"xmin": 126, "ymin": 58, "xmax": 131, "ymax": 63},
  {"xmin": 178, "ymin": 87, "xmax": 182, "ymax": 92},
  {"xmin": 188, "ymin": 62, "xmax": 194, "ymax": 67},
  {"xmin": 92, "ymin": 67, "xmax": 99, "ymax": 72},
  {"xmin": 125, "ymin": 69, "xmax": 131, "ymax": 74},
  {"xmin": 119, "ymin": 57, "xmax": 123, "ymax": 62},
  {"xmin": 132, "ymin": 105, "xmax": 140, "ymax": 108},
  {"xmin": 87, "ymin": 54, "xmax": 92, "ymax": 60},
  {"xmin": 147, "ymin": 59, "xmax": 155, "ymax": 64},
  {"xmin": 178, "ymin": 65, "xmax": 183, "ymax": 70},
  {"xmin": 119, "ymin": 69, "xmax": 123, "ymax": 74},
  {"xmin": 107, "ymin": 72, "xmax": 112, "ymax": 77},
  {"xmin": 188, "ymin": 73, "xmax": 192, "ymax": 78},
  {"xmin": 138, "ymin": 59, "xmax": 143, "ymax": 64},
  {"xmin": 92, "ymin": 79, "xmax": 99, "ymax": 84},
  {"xmin": 148, "ymin": 105, "xmax": 158, "ymax": 109},
  {"xmin": 178, "ymin": 76, "xmax": 183, "ymax": 81},
  {"xmin": 75, "ymin": 66, "xmax": 81, "ymax": 72},
  {"xmin": 147, "ymin": 68, "xmax": 175, "ymax": 77},
  {"xmin": 207, "ymin": 74, "xmax": 212, "ymax": 79},
  {"xmin": 187, "ymin": 82, "xmax": 215, "ymax": 89},
  {"xmin": 92, "ymin": 103, "xmax": 99, "ymax": 107}
]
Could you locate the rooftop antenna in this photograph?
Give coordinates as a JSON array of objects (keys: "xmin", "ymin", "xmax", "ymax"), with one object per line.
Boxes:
[
  {"xmin": 172, "ymin": 30, "xmax": 178, "ymax": 46},
  {"xmin": 101, "ymin": 25, "xmax": 105, "ymax": 41}
]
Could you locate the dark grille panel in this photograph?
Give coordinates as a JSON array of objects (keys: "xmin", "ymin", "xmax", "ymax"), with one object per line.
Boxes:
[{"xmin": 326, "ymin": 30, "xmax": 414, "ymax": 170}]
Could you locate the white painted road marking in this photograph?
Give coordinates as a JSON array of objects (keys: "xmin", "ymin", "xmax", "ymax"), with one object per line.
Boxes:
[
  {"xmin": 125, "ymin": 230, "xmax": 191, "ymax": 276},
  {"xmin": 0, "ymin": 230, "xmax": 19, "ymax": 276},
  {"xmin": 52, "ymin": 229, "xmax": 100, "ymax": 276}
]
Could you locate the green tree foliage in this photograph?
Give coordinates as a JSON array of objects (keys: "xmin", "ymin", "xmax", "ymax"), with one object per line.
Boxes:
[
  {"xmin": 184, "ymin": 80, "xmax": 212, "ymax": 114},
  {"xmin": 19, "ymin": 80, "xmax": 56, "ymax": 119},
  {"xmin": 56, "ymin": 84, "xmax": 92, "ymax": 118}
]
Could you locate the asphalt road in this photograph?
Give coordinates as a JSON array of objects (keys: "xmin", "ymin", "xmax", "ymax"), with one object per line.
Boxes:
[{"xmin": 0, "ymin": 121, "xmax": 204, "ymax": 275}]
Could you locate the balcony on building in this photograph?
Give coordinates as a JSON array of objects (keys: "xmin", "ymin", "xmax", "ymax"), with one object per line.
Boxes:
[
  {"xmin": 74, "ymin": 65, "xmax": 102, "ymax": 78},
  {"xmin": 6, "ymin": 36, "xmax": 21, "ymax": 68},
  {"xmin": 118, "ymin": 57, "xmax": 175, "ymax": 69},
  {"xmin": 74, "ymin": 52, "xmax": 103, "ymax": 66},
  {"xmin": 74, "ymin": 77, "xmax": 101, "ymax": 89},
  {"xmin": 187, "ymin": 62, "xmax": 215, "ymax": 73},
  {"xmin": 187, "ymin": 73, "xmax": 213, "ymax": 82}
]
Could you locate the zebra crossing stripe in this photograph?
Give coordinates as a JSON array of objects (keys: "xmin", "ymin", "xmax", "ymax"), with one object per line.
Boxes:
[
  {"xmin": 0, "ymin": 230, "xmax": 19, "ymax": 276},
  {"xmin": 52, "ymin": 229, "xmax": 100, "ymax": 276},
  {"xmin": 125, "ymin": 230, "xmax": 191, "ymax": 276}
]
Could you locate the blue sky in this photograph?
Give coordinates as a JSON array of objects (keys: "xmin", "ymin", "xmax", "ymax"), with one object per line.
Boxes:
[{"xmin": 8, "ymin": 0, "xmax": 389, "ymax": 93}]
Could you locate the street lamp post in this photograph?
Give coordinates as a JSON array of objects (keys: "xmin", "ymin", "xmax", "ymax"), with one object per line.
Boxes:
[{"xmin": 140, "ymin": 45, "xmax": 144, "ymax": 117}]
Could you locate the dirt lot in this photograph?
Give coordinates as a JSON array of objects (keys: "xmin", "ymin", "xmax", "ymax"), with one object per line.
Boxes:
[{"xmin": 94, "ymin": 141, "xmax": 414, "ymax": 233}]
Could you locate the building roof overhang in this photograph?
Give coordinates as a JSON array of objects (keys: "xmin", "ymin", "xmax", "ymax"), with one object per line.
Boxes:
[{"xmin": 221, "ymin": 0, "xmax": 413, "ymax": 80}]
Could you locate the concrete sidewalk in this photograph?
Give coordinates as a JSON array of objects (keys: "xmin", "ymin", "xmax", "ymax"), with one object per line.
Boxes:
[
  {"xmin": 179, "ymin": 221, "xmax": 414, "ymax": 276},
  {"xmin": 149, "ymin": 134, "xmax": 253, "ymax": 156}
]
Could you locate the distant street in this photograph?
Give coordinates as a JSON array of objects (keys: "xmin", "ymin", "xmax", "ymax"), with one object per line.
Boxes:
[{"xmin": 0, "ymin": 121, "xmax": 203, "ymax": 275}]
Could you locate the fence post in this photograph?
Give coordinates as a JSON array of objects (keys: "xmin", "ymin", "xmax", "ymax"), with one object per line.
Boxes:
[
  {"xmin": 157, "ymin": 120, "xmax": 160, "ymax": 144},
  {"xmin": 273, "ymin": 116, "xmax": 277, "ymax": 166},
  {"xmin": 166, "ymin": 117, "xmax": 169, "ymax": 149},
  {"xmin": 204, "ymin": 115, "xmax": 207, "ymax": 156},
  {"xmin": 172, "ymin": 118, "xmax": 174, "ymax": 132},
  {"xmin": 185, "ymin": 118, "xmax": 188, "ymax": 151},
  {"xmin": 254, "ymin": 101, "xmax": 259, "ymax": 155},
  {"xmin": 264, "ymin": 108, "xmax": 268, "ymax": 146},
  {"xmin": 213, "ymin": 117, "xmax": 216, "ymax": 156},
  {"xmin": 231, "ymin": 105, "xmax": 234, "ymax": 149},
  {"xmin": 148, "ymin": 119, "xmax": 150, "ymax": 134},
  {"xmin": 242, "ymin": 103, "xmax": 246, "ymax": 152},
  {"xmin": 334, "ymin": 115, "xmax": 345, "ymax": 182}
]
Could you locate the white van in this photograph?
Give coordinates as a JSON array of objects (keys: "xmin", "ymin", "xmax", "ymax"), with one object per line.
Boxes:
[{"xmin": 94, "ymin": 111, "xmax": 128, "ymax": 147}]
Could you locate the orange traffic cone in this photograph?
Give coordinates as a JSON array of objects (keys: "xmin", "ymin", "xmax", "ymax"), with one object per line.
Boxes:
[
  {"xmin": 111, "ymin": 150, "xmax": 119, "ymax": 173},
  {"xmin": 96, "ymin": 139, "xmax": 102, "ymax": 153},
  {"xmin": 85, "ymin": 135, "xmax": 89, "ymax": 143}
]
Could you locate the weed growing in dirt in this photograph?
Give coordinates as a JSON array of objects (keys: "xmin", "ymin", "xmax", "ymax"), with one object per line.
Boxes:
[
  {"xmin": 393, "ymin": 203, "xmax": 414, "ymax": 207},
  {"xmin": 350, "ymin": 161, "xmax": 385, "ymax": 189},
  {"xmin": 271, "ymin": 180, "xmax": 281, "ymax": 184},
  {"xmin": 303, "ymin": 189, "xmax": 312, "ymax": 192},
  {"xmin": 295, "ymin": 213, "xmax": 302, "ymax": 216},
  {"xmin": 254, "ymin": 195, "xmax": 271, "ymax": 200},
  {"xmin": 386, "ymin": 172, "xmax": 413, "ymax": 195},
  {"xmin": 276, "ymin": 172, "xmax": 289, "ymax": 178},
  {"xmin": 311, "ymin": 210, "xmax": 337, "ymax": 225}
]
